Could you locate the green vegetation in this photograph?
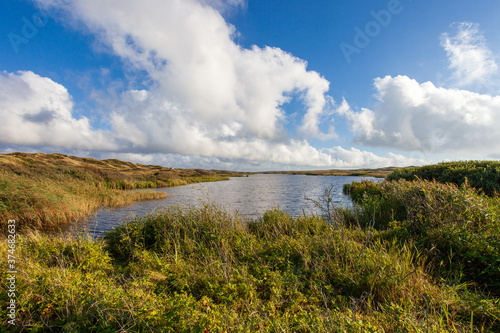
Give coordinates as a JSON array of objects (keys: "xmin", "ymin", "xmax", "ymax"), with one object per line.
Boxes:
[
  {"xmin": 1, "ymin": 160, "xmax": 499, "ymax": 331},
  {"xmin": 386, "ymin": 160, "xmax": 500, "ymax": 196},
  {"xmin": 343, "ymin": 179, "xmax": 500, "ymax": 295},
  {"xmin": 2, "ymin": 184, "xmax": 499, "ymax": 331},
  {"xmin": 0, "ymin": 152, "xmax": 242, "ymax": 229}
]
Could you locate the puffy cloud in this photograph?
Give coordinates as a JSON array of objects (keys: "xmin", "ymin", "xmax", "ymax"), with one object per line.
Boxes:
[
  {"xmin": 441, "ymin": 22, "xmax": 498, "ymax": 89},
  {"xmin": 0, "ymin": 71, "xmax": 114, "ymax": 150},
  {"xmin": 35, "ymin": 0, "xmax": 331, "ymax": 142},
  {"xmin": 1, "ymin": 0, "xmax": 426, "ymax": 169},
  {"xmin": 343, "ymin": 75, "xmax": 500, "ymax": 154},
  {"xmin": 27, "ymin": 0, "xmax": 341, "ymax": 164},
  {"xmin": 340, "ymin": 22, "xmax": 500, "ymax": 156}
]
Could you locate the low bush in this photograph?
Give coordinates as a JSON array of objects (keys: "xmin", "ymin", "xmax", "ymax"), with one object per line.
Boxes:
[{"xmin": 343, "ymin": 178, "xmax": 500, "ymax": 296}]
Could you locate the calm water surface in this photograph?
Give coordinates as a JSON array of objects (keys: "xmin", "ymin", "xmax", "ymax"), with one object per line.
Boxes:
[{"xmin": 67, "ymin": 174, "xmax": 379, "ymax": 237}]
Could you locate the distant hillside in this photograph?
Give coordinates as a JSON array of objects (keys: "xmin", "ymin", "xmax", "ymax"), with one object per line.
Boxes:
[
  {"xmin": 0, "ymin": 152, "xmax": 244, "ymax": 229},
  {"xmin": 0, "ymin": 152, "xmax": 244, "ymax": 188},
  {"xmin": 262, "ymin": 167, "xmax": 398, "ymax": 178}
]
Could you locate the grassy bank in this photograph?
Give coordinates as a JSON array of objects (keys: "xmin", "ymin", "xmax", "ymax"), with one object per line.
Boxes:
[
  {"xmin": 2, "ymin": 181, "xmax": 499, "ymax": 331},
  {"xmin": 0, "ymin": 152, "xmax": 242, "ymax": 230}
]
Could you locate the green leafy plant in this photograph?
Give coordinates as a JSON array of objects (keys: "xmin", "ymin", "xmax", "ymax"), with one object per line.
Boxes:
[{"xmin": 386, "ymin": 160, "xmax": 500, "ymax": 196}]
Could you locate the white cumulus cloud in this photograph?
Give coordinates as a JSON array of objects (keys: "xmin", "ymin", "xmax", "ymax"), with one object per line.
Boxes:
[
  {"xmin": 0, "ymin": 71, "xmax": 114, "ymax": 151},
  {"xmin": 343, "ymin": 75, "xmax": 500, "ymax": 154},
  {"xmin": 27, "ymin": 0, "xmax": 397, "ymax": 168},
  {"xmin": 0, "ymin": 0, "xmax": 428, "ymax": 169},
  {"xmin": 340, "ymin": 22, "xmax": 500, "ymax": 157},
  {"xmin": 34, "ymin": 0, "xmax": 332, "ymax": 145},
  {"xmin": 39, "ymin": 0, "xmax": 331, "ymax": 139}
]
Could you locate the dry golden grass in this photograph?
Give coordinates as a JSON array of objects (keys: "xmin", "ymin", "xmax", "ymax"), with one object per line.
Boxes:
[{"xmin": 0, "ymin": 152, "xmax": 243, "ymax": 230}]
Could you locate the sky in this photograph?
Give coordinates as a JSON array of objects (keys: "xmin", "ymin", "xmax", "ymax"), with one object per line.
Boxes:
[{"xmin": 1, "ymin": 0, "xmax": 500, "ymax": 171}]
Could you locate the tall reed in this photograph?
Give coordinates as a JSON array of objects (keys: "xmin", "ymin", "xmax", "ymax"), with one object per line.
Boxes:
[{"xmin": 0, "ymin": 152, "xmax": 237, "ymax": 230}]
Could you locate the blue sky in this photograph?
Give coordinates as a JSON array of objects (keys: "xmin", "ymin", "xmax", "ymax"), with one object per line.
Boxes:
[{"xmin": 1, "ymin": 0, "xmax": 500, "ymax": 170}]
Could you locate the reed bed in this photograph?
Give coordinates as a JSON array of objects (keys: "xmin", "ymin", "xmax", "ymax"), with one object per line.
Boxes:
[{"xmin": 0, "ymin": 152, "xmax": 238, "ymax": 230}]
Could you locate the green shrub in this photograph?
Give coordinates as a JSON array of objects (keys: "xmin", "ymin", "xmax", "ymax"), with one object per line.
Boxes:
[
  {"xmin": 386, "ymin": 160, "xmax": 500, "ymax": 196},
  {"xmin": 343, "ymin": 180, "xmax": 383, "ymax": 203},
  {"xmin": 344, "ymin": 178, "xmax": 500, "ymax": 295},
  {"xmin": 342, "ymin": 181, "xmax": 406, "ymax": 229}
]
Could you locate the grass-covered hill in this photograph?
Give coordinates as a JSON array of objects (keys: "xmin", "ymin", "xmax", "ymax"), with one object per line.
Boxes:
[{"xmin": 0, "ymin": 152, "xmax": 243, "ymax": 229}]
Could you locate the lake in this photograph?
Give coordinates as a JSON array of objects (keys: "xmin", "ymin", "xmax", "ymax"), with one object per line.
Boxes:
[{"xmin": 66, "ymin": 174, "xmax": 379, "ymax": 237}]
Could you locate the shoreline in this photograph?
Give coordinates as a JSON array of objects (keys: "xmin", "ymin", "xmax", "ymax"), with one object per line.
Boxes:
[{"xmin": 0, "ymin": 152, "xmax": 243, "ymax": 231}]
